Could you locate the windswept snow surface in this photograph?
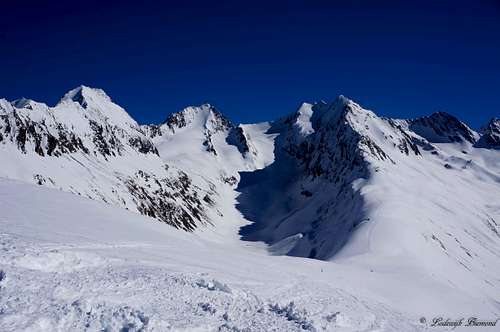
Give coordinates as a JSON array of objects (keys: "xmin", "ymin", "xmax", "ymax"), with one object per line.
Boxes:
[{"xmin": 0, "ymin": 179, "xmax": 497, "ymax": 332}]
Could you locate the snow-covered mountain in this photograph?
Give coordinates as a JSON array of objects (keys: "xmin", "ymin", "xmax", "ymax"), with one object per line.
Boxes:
[
  {"xmin": 476, "ymin": 117, "xmax": 500, "ymax": 149},
  {"xmin": 1, "ymin": 87, "xmax": 498, "ymax": 245},
  {"xmin": 1, "ymin": 86, "xmax": 499, "ymax": 330},
  {"xmin": 0, "ymin": 86, "xmax": 219, "ymax": 231},
  {"xmin": 237, "ymin": 96, "xmax": 500, "ymax": 306},
  {"xmin": 239, "ymin": 97, "xmax": 499, "ymax": 260}
]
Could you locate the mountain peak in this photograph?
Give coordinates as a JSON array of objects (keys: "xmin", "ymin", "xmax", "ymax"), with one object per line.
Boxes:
[
  {"xmin": 311, "ymin": 95, "xmax": 369, "ymax": 131},
  {"xmin": 475, "ymin": 117, "xmax": 500, "ymax": 149},
  {"xmin": 59, "ymin": 85, "xmax": 112, "ymax": 108},
  {"xmin": 333, "ymin": 94, "xmax": 351, "ymax": 106},
  {"xmin": 409, "ymin": 111, "xmax": 477, "ymax": 144},
  {"xmin": 321, "ymin": 95, "xmax": 352, "ymax": 114},
  {"xmin": 11, "ymin": 98, "xmax": 49, "ymax": 111},
  {"xmin": 11, "ymin": 97, "xmax": 32, "ymax": 108},
  {"xmin": 480, "ymin": 117, "xmax": 499, "ymax": 133},
  {"xmin": 56, "ymin": 85, "xmax": 138, "ymax": 129},
  {"xmin": 428, "ymin": 111, "xmax": 460, "ymax": 121},
  {"xmin": 163, "ymin": 104, "xmax": 232, "ymax": 133}
]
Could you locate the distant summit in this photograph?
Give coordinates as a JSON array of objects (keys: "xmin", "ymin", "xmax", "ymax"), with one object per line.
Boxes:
[{"xmin": 475, "ymin": 117, "xmax": 500, "ymax": 149}]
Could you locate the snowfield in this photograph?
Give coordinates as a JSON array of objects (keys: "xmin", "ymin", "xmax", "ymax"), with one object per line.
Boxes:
[
  {"xmin": 0, "ymin": 180, "xmax": 498, "ymax": 331},
  {"xmin": 0, "ymin": 179, "xmax": 425, "ymax": 331},
  {"xmin": 0, "ymin": 87, "xmax": 499, "ymax": 331}
]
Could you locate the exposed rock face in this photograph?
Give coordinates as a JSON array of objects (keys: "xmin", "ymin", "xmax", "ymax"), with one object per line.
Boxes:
[
  {"xmin": 143, "ymin": 104, "xmax": 232, "ymax": 137},
  {"xmin": 0, "ymin": 87, "xmax": 214, "ymax": 231},
  {"xmin": 0, "ymin": 87, "xmax": 158, "ymax": 159},
  {"xmin": 142, "ymin": 104, "xmax": 235, "ymax": 157},
  {"xmin": 226, "ymin": 126, "xmax": 253, "ymax": 156},
  {"xmin": 124, "ymin": 169, "xmax": 215, "ymax": 231},
  {"xmin": 408, "ymin": 111, "xmax": 477, "ymax": 144},
  {"xmin": 0, "ymin": 101, "xmax": 89, "ymax": 157},
  {"xmin": 475, "ymin": 118, "xmax": 500, "ymax": 149}
]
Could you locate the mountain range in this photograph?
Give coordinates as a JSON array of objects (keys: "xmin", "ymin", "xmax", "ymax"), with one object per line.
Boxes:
[{"xmin": 1, "ymin": 86, "xmax": 499, "ymax": 330}]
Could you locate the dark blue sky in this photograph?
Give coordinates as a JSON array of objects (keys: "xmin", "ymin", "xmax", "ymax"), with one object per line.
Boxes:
[{"xmin": 1, "ymin": 0, "xmax": 499, "ymax": 128}]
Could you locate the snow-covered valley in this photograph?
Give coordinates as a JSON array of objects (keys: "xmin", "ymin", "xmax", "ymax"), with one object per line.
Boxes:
[{"xmin": 0, "ymin": 86, "xmax": 499, "ymax": 331}]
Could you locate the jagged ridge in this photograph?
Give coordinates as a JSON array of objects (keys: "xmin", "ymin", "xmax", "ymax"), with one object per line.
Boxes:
[
  {"xmin": 1, "ymin": 87, "xmax": 498, "ymax": 245},
  {"xmin": 0, "ymin": 87, "xmax": 216, "ymax": 231}
]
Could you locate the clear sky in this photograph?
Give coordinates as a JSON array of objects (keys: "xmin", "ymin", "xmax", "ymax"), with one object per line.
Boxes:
[{"xmin": 1, "ymin": 0, "xmax": 499, "ymax": 128}]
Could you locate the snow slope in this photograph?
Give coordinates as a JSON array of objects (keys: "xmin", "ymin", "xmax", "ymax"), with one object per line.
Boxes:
[{"xmin": 1, "ymin": 179, "xmax": 498, "ymax": 331}]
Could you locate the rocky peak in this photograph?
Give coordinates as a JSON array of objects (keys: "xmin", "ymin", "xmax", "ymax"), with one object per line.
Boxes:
[
  {"xmin": 475, "ymin": 117, "xmax": 500, "ymax": 149},
  {"xmin": 409, "ymin": 111, "xmax": 477, "ymax": 144},
  {"xmin": 57, "ymin": 86, "xmax": 139, "ymax": 130},
  {"xmin": 309, "ymin": 95, "xmax": 380, "ymax": 136},
  {"xmin": 59, "ymin": 85, "xmax": 111, "ymax": 109},
  {"xmin": 12, "ymin": 98, "xmax": 38, "ymax": 109},
  {"xmin": 205, "ymin": 105, "xmax": 233, "ymax": 132},
  {"xmin": 163, "ymin": 104, "xmax": 232, "ymax": 133},
  {"xmin": 311, "ymin": 95, "xmax": 350, "ymax": 128},
  {"xmin": 0, "ymin": 86, "xmax": 159, "ymax": 159},
  {"xmin": 480, "ymin": 117, "xmax": 500, "ymax": 134},
  {"xmin": 272, "ymin": 96, "xmax": 354, "ymax": 137}
]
